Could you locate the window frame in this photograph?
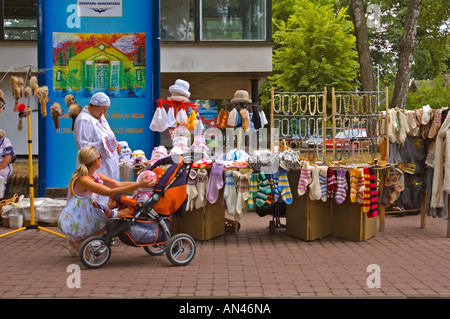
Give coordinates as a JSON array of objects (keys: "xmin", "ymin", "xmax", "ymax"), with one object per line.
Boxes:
[
  {"xmin": 162, "ymin": 0, "xmax": 272, "ymax": 43},
  {"xmin": 0, "ymin": 0, "xmax": 38, "ymax": 42}
]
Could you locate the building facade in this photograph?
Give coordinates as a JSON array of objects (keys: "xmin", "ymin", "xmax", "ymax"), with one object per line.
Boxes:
[{"xmin": 0, "ymin": 0, "xmax": 273, "ymax": 154}]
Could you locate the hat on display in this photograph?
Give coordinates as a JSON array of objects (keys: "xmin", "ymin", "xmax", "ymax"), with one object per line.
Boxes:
[
  {"xmin": 231, "ymin": 90, "xmax": 252, "ymax": 103},
  {"xmin": 90, "ymin": 92, "xmax": 110, "ymax": 107},
  {"xmin": 169, "ymin": 79, "xmax": 191, "ymax": 98}
]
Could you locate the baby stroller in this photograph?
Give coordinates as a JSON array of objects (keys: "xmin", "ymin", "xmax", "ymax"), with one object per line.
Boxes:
[{"xmin": 79, "ymin": 155, "xmax": 196, "ymax": 269}]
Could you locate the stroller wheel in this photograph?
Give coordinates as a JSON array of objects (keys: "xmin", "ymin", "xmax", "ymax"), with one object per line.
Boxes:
[
  {"xmin": 79, "ymin": 236, "xmax": 111, "ymax": 269},
  {"xmin": 166, "ymin": 233, "xmax": 196, "ymax": 266},
  {"xmin": 143, "ymin": 244, "xmax": 166, "ymax": 256}
]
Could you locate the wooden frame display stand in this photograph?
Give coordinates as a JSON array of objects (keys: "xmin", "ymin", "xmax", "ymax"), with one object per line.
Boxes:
[{"xmin": 272, "ymin": 87, "xmax": 382, "ymax": 241}]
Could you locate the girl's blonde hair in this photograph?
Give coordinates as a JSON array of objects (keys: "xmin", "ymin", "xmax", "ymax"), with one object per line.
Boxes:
[{"xmin": 69, "ymin": 145, "xmax": 100, "ymax": 187}]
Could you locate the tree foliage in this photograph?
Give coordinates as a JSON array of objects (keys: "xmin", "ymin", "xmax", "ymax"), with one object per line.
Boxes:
[{"xmin": 262, "ymin": 0, "xmax": 359, "ymax": 105}]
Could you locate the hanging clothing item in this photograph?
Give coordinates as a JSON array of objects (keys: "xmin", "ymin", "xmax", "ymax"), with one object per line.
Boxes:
[{"xmin": 73, "ymin": 107, "xmax": 120, "ymax": 204}]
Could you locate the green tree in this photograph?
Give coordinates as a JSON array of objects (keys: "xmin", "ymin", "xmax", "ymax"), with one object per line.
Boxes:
[{"xmin": 262, "ymin": 0, "xmax": 358, "ymax": 105}]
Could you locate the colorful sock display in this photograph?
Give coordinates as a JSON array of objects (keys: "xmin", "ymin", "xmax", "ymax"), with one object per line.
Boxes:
[
  {"xmin": 278, "ymin": 169, "xmax": 293, "ymax": 204},
  {"xmin": 361, "ymin": 167, "xmax": 371, "ymax": 213},
  {"xmin": 334, "ymin": 169, "xmax": 348, "ymax": 205},
  {"xmin": 297, "ymin": 162, "xmax": 312, "ymax": 196},
  {"xmin": 349, "ymin": 168, "xmax": 364, "ymax": 203},
  {"xmin": 367, "ymin": 167, "xmax": 379, "ymax": 218},
  {"xmin": 327, "ymin": 168, "xmax": 337, "ymax": 199}
]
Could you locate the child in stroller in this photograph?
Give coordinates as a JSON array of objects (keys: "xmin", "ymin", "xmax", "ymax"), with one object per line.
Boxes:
[{"xmin": 78, "ymin": 155, "xmax": 196, "ymax": 269}]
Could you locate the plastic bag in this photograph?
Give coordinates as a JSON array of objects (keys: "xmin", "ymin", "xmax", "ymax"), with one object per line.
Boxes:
[{"xmin": 149, "ymin": 106, "xmax": 168, "ymax": 132}]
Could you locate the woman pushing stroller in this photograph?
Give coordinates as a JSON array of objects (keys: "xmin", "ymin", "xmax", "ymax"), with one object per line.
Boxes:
[{"xmin": 58, "ymin": 145, "xmax": 156, "ymax": 256}]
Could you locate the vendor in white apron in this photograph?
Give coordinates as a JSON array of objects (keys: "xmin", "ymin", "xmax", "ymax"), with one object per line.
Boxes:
[{"xmin": 73, "ymin": 92, "xmax": 121, "ymax": 204}]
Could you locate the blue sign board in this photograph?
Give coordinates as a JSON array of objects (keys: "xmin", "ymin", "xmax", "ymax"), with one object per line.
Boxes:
[{"xmin": 37, "ymin": 0, "xmax": 160, "ymax": 193}]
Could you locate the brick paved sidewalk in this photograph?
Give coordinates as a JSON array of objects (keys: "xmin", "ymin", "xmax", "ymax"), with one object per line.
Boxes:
[{"xmin": 0, "ymin": 212, "xmax": 449, "ymax": 299}]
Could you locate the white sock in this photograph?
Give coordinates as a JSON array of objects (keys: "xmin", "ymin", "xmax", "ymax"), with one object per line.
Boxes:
[
  {"xmin": 309, "ymin": 166, "xmax": 322, "ymax": 201},
  {"xmin": 223, "ymin": 170, "xmax": 237, "ymax": 216},
  {"xmin": 194, "ymin": 168, "xmax": 208, "ymax": 209}
]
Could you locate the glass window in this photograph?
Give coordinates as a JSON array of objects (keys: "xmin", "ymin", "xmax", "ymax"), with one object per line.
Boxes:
[
  {"xmin": 161, "ymin": 0, "xmax": 195, "ymax": 41},
  {"xmin": 200, "ymin": 0, "xmax": 266, "ymax": 41},
  {"xmin": 2, "ymin": 0, "xmax": 37, "ymax": 40}
]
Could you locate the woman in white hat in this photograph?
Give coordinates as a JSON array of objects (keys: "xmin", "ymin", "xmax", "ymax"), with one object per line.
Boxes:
[
  {"xmin": 0, "ymin": 130, "xmax": 16, "ymax": 199},
  {"xmin": 73, "ymin": 92, "xmax": 121, "ymax": 204}
]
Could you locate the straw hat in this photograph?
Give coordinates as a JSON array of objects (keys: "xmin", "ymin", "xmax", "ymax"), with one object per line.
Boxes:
[
  {"xmin": 231, "ymin": 90, "xmax": 252, "ymax": 103},
  {"xmin": 169, "ymin": 79, "xmax": 191, "ymax": 98}
]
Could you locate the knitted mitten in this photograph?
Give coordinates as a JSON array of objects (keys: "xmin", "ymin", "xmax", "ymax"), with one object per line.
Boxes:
[
  {"xmin": 297, "ymin": 162, "xmax": 312, "ymax": 196},
  {"xmin": 334, "ymin": 169, "xmax": 348, "ymax": 205},
  {"xmin": 278, "ymin": 169, "xmax": 293, "ymax": 204}
]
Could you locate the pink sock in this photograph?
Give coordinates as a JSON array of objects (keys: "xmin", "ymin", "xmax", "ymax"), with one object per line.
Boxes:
[
  {"xmin": 297, "ymin": 162, "xmax": 312, "ymax": 196},
  {"xmin": 206, "ymin": 162, "xmax": 224, "ymax": 204}
]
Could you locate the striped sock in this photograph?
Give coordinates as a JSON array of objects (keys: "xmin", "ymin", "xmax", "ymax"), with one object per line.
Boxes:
[
  {"xmin": 368, "ymin": 167, "xmax": 379, "ymax": 218},
  {"xmin": 349, "ymin": 168, "xmax": 361, "ymax": 203},
  {"xmin": 255, "ymin": 172, "xmax": 271, "ymax": 207},
  {"xmin": 356, "ymin": 168, "xmax": 365, "ymax": 204},
  {"xmin": 361, "ymin": 167, "xmax": 371, "ymax": 213},
  {"xmin": 327, "ymin": 168, "xmax": 337, "ymax": 199},
  {"xmin": 297, "ymin": 162, "xmax": 312, "ymax": 196},
  {"xmin": 278, "ymin": 169, "xmax": 293, "ymax": 204},
  {"xmin": 318, "ymin": 167, "xmax": 328, "ymax": 202},
  {"xmin": 268, "ymin": 173, "xmax": 280, "ymax": 203},
  {"xmin": 334, "ymin": 169, "xmax": 348, "ymax": 205},
  {"xmin": 247, "ymin": 173, "xmax": 259, "ymax": 210}
]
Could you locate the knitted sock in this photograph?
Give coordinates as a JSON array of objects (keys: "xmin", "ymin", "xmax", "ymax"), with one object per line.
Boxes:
[
  {"xmin": 247, "ymin": 173, "xmax": 259, "ymax": 210},
  {"xmin": 255, "ymin": 172, "xmax": 271, "ymax": 207},
  {"xmin": 234, "ymin": 171, "xmax": 251, "ymax": 219},
  {"xmin": 334, "ymin": 169, "xmax": 348, "ymax": 205},
  {"xmin": 327, "ymin": 168, "xmax": 337, "ymax": 199},
  {"xmin": 223, "ymin": 170, "xmax": 237, "ymax": 216},
  {"xmin": 278, "ymin": 169, "xmax": 293, "ymax": 204},
  {"xmin": 263, "ymin": 192, "xmax": 275, "ymax": 208},
  {"xmin": 349, "ymin": 168, "xmax": 364, "ymax": 203},
  {"xmin": 318, "ymin": 167, "xmax": 328, "ymax": 202},
  {"xmin": 186, "ymin": 169, "xmax": 198, "ymax": 211},
  {"xmin": 367, "ymin": 167, "xmax": 379, "ymax": 218},
  {"xmin": 194, "ymin": 168, "xmax": 208, "ymax": 209},
  {"xmin": 309, "ymin": 166, "xmax": 322, "ymax": 201},
  {"xmin": 356, "ymin": 168, "xmax": 365, "ymax": 204},
  {"xmin": 206, "ymin": 162, "xmax": 224, "ymax": 204},
  {"xmin": 297, "ymin": 162, "xmax": 312, "ymax": 196},
  {"xmin": 268, "ymin": 173, "xmax": 280, "ymax": 203},
  {"xmin": 361, "ymin": 167, "xmax": 371, "ymax": 213}
]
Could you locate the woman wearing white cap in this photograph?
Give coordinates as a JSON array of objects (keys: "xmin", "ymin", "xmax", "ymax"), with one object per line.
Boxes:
[{"xmin": 73, "ymin": 92, "xmax": 121, "ymax": 204}]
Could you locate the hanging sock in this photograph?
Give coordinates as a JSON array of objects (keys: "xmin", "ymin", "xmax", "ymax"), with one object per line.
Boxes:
[
  {"xmin": 318, "ymin": 166, "xmax": 328, "ymax": 202},
  {"xmin": 223, "ymin": 170, "xmax": 237, "ymax": 216},
  {"xmin": 361, "ymin": 167, "xmax": 371, "ymax": 213},
  {"xmin": 255, "ymin": 172, "xmax": 271, "ymax": 207},
  {"xmin": 206, "ymin": 162, "xmax": 224, "ymax": 204},
  {"xmin": 278, "ymin": 169, "xmax": 293, "ymax": 204},
  {"xmin": 247, "ymin": 173, "xmax": 259, "ymax": 210},
  {"xmin": 327, "ymin": 167, "xmax": 337, "ymax": 199},
  {"xmin": 194, "ymin": 168, "xmax": 208, "ymax": 209},
  {"xmin": 309, "ymin": 166, "xmax": 322, "ymax": 201},
  {"xmin": 297, "ymin": 162, "xmax": 312, "ymax": 196},
  {"xmin": 367, "ymin": 167, "xmax": 379, "ymax": 218},
  {"xmin": 334, "ymin": 169, "xmax": 348, "ymax": 205}
]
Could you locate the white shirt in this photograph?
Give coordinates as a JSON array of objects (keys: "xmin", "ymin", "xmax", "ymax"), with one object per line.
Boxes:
[{"xmin": 73, "ymin": 106, "xmax": 120, "ymax": 182}]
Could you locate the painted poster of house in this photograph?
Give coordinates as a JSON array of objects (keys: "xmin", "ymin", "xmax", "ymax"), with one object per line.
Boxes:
[{"xmin": 52, "ymin": 32, "xmax": 146, "ymax": 98}]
